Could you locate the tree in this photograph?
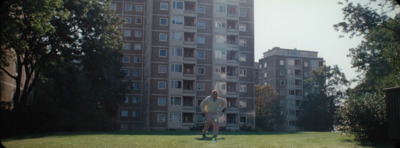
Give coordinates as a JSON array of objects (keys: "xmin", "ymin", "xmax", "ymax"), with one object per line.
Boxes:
[
  {"xmin": 0, "ymin": 0, "xmax": 67, "ymax": 110},
  {"xmin": 1, "ymin": 0, "xmax": 127, "ymax": 136},
  {"xmin": 297, "ymin": 65, "xmax": 349, "ymax": 131},
  {"xmin": 0, "ymin": 0, "xmax": 124, "ymax": 111},
  {"xmin": 255, "ymin": 84, "xmax": 279, "ymax": 131},
  {"xmin": 334, "ymin": 0, "xmax": 400, "ymax": 140}
]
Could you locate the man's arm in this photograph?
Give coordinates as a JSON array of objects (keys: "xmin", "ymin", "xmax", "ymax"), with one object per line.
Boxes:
[
  {"xmin": 220, "ymin": 98, "xmax": 227, "ymax": 112},
  {"xmin": 200, "ymin": 97, "xmax": 207, "ymax": 113}
]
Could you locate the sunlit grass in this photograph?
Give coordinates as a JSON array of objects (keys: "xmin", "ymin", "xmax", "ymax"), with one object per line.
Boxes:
[{"xmin": 3, "ymin": 131, "xmax": 395, "ymax": 148}]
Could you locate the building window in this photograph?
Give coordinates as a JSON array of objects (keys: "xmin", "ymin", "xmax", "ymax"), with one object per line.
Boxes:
[
  {"xmin": 134, "ymin": 31, "xmax": 141, "ymax": 37},
  {"xmin": 123, "ymin": 69, "xmax": 129, "ymax": 76},
  {"xmin": 264, "ymin": 72, "xmax": 267, "ymax": 78},
  {"xmin": 133, "ymin": 97, "xmax": 139, "ymax": 103},
  {"xmin": 239, "ymin": 53, "xmax": 246, "ymax": 62},
  {"xmin": 158, "ymin": 81, "xmax": 167, "ymax": 89},
  {"xmin": 280, "ymin": 70, "xmax": 285, "ymax": 76},
  {"xmin": 215, "ymin": 20, "xmax": 227, "ymax": 28},
  {"xmin": 160, "ymin": 18, "xmax": 168, "ymax": 26},
  {"xmin": 170, "ymin": 96, "xmax": 182, "ymax": 105},
  {"xmin": 159, "ymin": 49, "xmax": 167, "ymax": 57},
  {"xmin": 124, "ymin": 30, "xmax": 131, "ymax": 37},
  {"xmin": 132, "ymin": 111, "xmax": 137, "ymax": 117},
  {"xmin": 124, "ymin": 43, "xmax": 131, "ymax": 50},
  {"xmin": 170, "ymin": 113, "xmax": 182, "ymax": 122},
  {"xmin": 239, "ymin": 9, "xmax": 246, "ymax": 17},
  {"xmin": 135, "ymin": 18, "xmax": 142, "ymax": 24},
  {"xmin": 159, "ymin": 65, "xmax": 167, "ymax": 73},
  {"xmin": 216, "ymin": 4, "xmax": 226, "ymax": 13},
  {"xmin": 157, "ymin": 114, "xmax": 166, "ymax": 123},
  {"xmin": 133, "ymin": 57, "xmax": 141, "ymax": 63},
  {"xmin": 280, "ymin": 60, "xmax": 285, "ymax": 65},
  {"xmin": 198, "ymin": 21, "xmax": 205, "ymax": 29},
  {"xmin": 171, "ymin": 32, "xmax": 183, "ymax": 41},
  {"xmin": 198, "ymin": 5, "xmax": 206, "ymax": 13},
  {"xmin": 125, "ymin": 4, "xmax": 132, "ymax": 11},
  {"xmin": 170, "ymin": 80, "xmax": 182, "ymax": 89},
  {"xmin": 132, "ymin": 83, "xmax": 140, "ymax": 90},
  {"xmin": 239, "ymin": 24, "xmax": 246, "ymax": 32},
  {"xmin": 240, "ymin": 116, "xmax": 247, "ymax": 123},
  {"xmin": 197, "ymin": 36, "xmax": 205, "ymax": 44},
  {"xmin": 197, "ymin": 115, "xmax": 204, "ymax": 123},
  {"xmin": 123, "ymin": 56, "xmax": 130, "ymax": 63},
  {"xmin": 124, "ymin": 96, "xmax": 129, "ymax": 103},
  {"xmin": 171, "ymin": 48, "xmax": 183, "ymax": 56},
  {"xmin": 132, "ymin": 69, "xmax": 140, "ymax": 77},
  {"xmin": 239, "ymin": 39, "xmax": 246, "ymax": 47},
  {"xmin": 239, "ymin": 84, "xmax": 247, "ymax": 92},
  {"xmin": 239, "ymin": 69, "xmax": 246, "ymax": 77},
  {"xmin": 160, "ymin": 2, "xmax": 168, "ymax": 10},
  {"xmin": 280, "ymin": 80, "xmax": 285, "ymax": 86},
  {"xmin": 264, "ymin": 62, "xmax": 267, "ymax": 68},
  {"xmin": 159, "ymin": 33, "xmax": 167, "ymax": 41},
  {"xmin": 279, "ymin": 90, "xmax": 285, "ymax": 96},
  {"xmin": 239, "ymin": 100, "xmax": 247, "ymax": 108},
  {"xmin": 289, "ymin": 90, "xmax": 295, "ymax": 96},
  {"xmin": 172, "ymin": 1, "xmax": 183, "ymax": 9},
  {"xmin": 304, "ymin": 62, "xmax": 309, "ymax": 67},
  {"xmin": 197, "ymin": 67, "xmax": 205, "ymax": 75},
  {"xmin": 197, "ymin": 51, "xmax": 205, "ymax": 59},
  {"xmin": 134, "ymin": 43, "xmax": 141, "ymax": 50},
  {"xmin": 136, "ymin": 5, "xmax": 143, "ymax": 12},
  {"xmin": 158, "ymin": 97, "xmax": 167, "ymax": 106},
  {"xmin": 121, "ymin": 110, "xmax": 128, "ymax": 117},
  {"xmin": 125, "ymin": 17, "xmax": 131, "ymax": 24},
  {"xmin": 197, "ymin": 83, "xmax": 205, "ymax": 91},
  {"xmin": 110, "ymin": 3, "xmax": 116, "ymax": 10},
  {"xmin": 172, "ymin": 16, "xmax": 184, "ymax": 25}
]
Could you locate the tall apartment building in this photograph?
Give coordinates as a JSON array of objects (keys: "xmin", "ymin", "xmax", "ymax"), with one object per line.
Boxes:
[
  {"xmin": 258, "ymin": 47, "xmax": 324, "ymax": 131},
  {"xmin": 112, "ymin": 0, "xmax": 255, "ymax": 131}
]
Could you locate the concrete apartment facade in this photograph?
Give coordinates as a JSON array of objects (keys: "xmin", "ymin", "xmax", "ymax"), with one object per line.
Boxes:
[
  {"xmin": 112, "ymin": 0, "xmax": 255, "ymax": 131},
  {"xmin": 258, "ymin": 47, "xmax": 324, "ymax": 131}
]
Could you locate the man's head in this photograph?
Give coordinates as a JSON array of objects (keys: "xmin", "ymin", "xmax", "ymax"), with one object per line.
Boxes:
[{"xmin": 211, "ymin": 90, "xmax": 218, "ymax": 98}]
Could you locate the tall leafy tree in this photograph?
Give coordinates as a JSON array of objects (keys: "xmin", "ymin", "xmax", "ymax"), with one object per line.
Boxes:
[
  {"xmin": 0, "ymin": 0, "xmax": 125, "ymax": 111},
  {"xmin": 334, "ymin": 0, "xmax": 399, "ymax": 140},
  {"xmin": 255, "ymin": 84, "xmax": 280, "ymax": 131},
  {"xmin": 298, "ymin": 65, "xmax": 349, "ymax": 131},
  {"xmin": 0, "ymin": 0, "xmax": 67, "ymax": 110}
]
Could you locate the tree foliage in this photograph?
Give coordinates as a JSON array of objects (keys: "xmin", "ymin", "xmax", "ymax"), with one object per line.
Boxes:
[
  {"xmin": 334, "ymin": 0, "xmax": 400, "ymax": 140},
  {"xmin": 255, "ymin": 84, "xmax": 280, "ymax": 131},
  {"xmin": 297, "ymin": 65, "xmax": 349, "ymax": 131},
  {"xmin": 1, "ymin": 0, "xmax": 127, "ymax": 136}
]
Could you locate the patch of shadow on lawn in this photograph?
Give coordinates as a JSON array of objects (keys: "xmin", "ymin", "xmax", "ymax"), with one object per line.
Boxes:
[{"xmin": 195, "ymin": 137, "xmax": 225, "ymax": 141}]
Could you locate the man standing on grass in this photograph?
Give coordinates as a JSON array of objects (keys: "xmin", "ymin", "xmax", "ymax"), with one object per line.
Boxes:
[{"xmin": 200, "ymin": 90, "xmax": 227, "ymax": 139}]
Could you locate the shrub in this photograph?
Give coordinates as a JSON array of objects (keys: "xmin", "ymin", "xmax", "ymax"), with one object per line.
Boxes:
[{"xmin": 336, "ymin": 93, "xmax": 388, "ymax": 140}]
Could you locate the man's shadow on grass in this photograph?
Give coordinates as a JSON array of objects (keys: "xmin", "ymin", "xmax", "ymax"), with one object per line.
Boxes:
[{"xmin": 195, "ymin": 137, "xmax": 225, "ymax": 141}]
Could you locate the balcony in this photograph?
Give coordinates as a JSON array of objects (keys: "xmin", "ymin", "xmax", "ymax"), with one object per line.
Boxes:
[
  {"xmin": 227, "ymin": 5, "xmax": 238, "ymax": 17},
  {"xmin": 184, "ymin": 1, "xmax": 196, "ymax": 14},
  {"xmin": 184, "ymin": 32, "xmax": 196, "ymax": 45},
  {"xmin": 227, "ymin": 50, "xmax": 238, "ymax": 61},
  {"xmin": 183, "ymin": 113, "xmax": 194, "ymax": 123},
  {"xmin": 183, "ymin": 48, "xmax": 195, "ymax": 61},
  {"xmin": 227, "ymin": 35, "xmax": 238, "ymax": 45},
  {"xmin": 183, "ymin": 80, "xmax": 195, "ymax": 93},
  {"xmin": 184, "ymin": 16, "xmax": 196, "ymax": 29},
  {"xmin": 227, "ymin": 20, "xmax": 238, "ymax": 32},
  {"xmin": 183, "ymin": 64, "xmax": 195, "ymax": 77},
  {"xmin": 227, "ymin": 66, "xmax": 238, "ymax": 78},
  {"xmin": 227, "ymin": 82, "xmax": 238, "ymax": 95}
]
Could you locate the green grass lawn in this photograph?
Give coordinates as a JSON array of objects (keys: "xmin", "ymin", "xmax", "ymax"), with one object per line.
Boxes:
[{"xmin": 2, "ymin": 131, "xmax": 396, "ymax": 148}]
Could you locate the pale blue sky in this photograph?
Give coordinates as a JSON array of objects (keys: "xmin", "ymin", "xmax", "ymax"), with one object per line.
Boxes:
[{"xmin": 254, "ymin": 0, "xmax": 367, "ymax": 82}]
